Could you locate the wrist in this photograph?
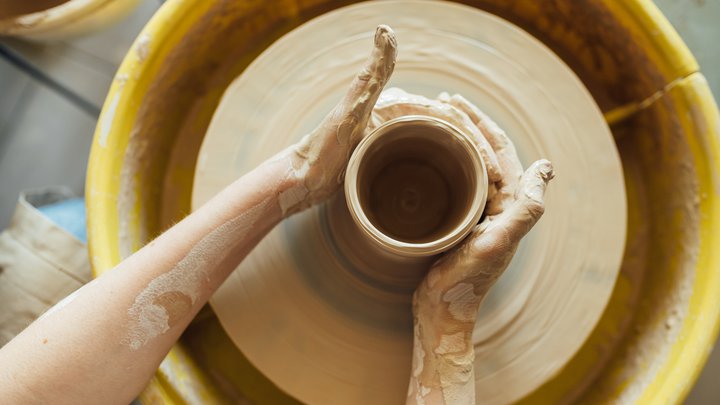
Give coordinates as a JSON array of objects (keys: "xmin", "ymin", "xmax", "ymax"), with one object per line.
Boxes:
[
  {"xmin": 410, "ymin": 299, "xmax": 476, "ymax": 405},
  {"xmin": 254, "ymin": 146, "xmax": 316, "ymax": 218},
  {"xmin": 413, "ymin": 279, "xmax": 481, "ymax": 336}
]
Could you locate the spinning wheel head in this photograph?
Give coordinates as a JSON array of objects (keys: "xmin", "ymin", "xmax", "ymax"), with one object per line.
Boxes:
[{"xmin": 193, "ymin": 1, "xmax": 626, "ymax": 404}]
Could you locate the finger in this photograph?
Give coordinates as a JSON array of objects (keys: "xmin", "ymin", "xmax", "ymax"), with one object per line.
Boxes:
[
  {"xmin": 428, "ymin": 218, "xmax": 509, "ymax": 297},
  {"xmin": 321, "ymin": 24, "xmax": 397, "ymax": 148},
  {"xmin": 426, "ymin": 161, "xmax": 552, "ymax": 297},
  {"xmin": 448, "ymin": 94, "xmax": 522, "ymax": 174},
  {"xmin": 372, "ymin": 92, "xmax": 503, "ymax": 182},
  {"xmin": 492, "ymin": 159, "xmax": 554, "ymax": 241},
  {"xmin": 486, "ymin": 182, "xmax": 498, "ymax": 208},
  {"xmin": 375, "ymin": 93, "xmax": 501, "ymax": 182},
  {"xmin": 448, "ymin": 94, "xmax": 523, "ymax": 214},
  {"xmin": 455, "ymin": 109, "xmax": 503, "ymax": 184},
  {"xmin": 367, "ymin": 87, "xmax": 407, "ymax": 132}
]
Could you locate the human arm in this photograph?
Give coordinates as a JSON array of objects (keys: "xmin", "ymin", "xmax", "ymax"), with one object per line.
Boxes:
[{"xmin": 0, "ymin": 25, "xmax": 396, "ymax": 405}]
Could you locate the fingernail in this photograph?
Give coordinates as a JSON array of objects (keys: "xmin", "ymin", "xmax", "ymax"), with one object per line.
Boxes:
[
  {"xmin": 535, "ymin": 159, "xmax": 555, "ymax": 182},
  {"xmin": 437, "ymin": 92, "xmax": 451, "ymax": 103},
  {"xmin": 375, "ymin": 24, "xmax": 395, "ymax": 46},
  {"xmin": 524, "ymin": 160, "xmax": 554, "ymax": 202}
]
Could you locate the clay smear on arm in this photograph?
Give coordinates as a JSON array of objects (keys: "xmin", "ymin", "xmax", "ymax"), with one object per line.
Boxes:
[{"xmin": 124, "ymin": 198, "xmax": 271, "ymax": 350}]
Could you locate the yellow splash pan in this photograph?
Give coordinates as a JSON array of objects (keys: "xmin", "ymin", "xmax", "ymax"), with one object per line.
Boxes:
[{"xmin": 86, "ymin": 0, "xmax": 720, "ymax": 403}]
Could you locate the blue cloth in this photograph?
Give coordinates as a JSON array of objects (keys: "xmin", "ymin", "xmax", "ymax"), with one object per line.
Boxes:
[{"xmin": 37, "ymin": 198, "xmax": 87, "ymax": 243}]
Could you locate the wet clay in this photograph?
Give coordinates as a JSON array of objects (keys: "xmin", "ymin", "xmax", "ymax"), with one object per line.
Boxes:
[
  {"xmin": 368, "ymin": 155, "xmax": 453, "ymax": 242},
  {"xmin": 152, "ymin": 291, "xmax": 193, "ymax": 327},
  {"xmin": 358, "ymin": 123, "xmax": 477, "ymax": 243},
  {"xmin": 345, "ymin": 114, "xmax": 487, "ymax": 258},
  {"xmin": 192, "ymin": 2, "xmax": 626, "ymax": 404},
  {"xmin": 0, "ymin": 0, "xmax": 69, "ymax": 20}
]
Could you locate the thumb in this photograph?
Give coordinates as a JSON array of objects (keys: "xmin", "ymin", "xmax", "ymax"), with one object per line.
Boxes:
[{"xmin": 494, "ymin": 159, "xmax": 554, "ymax": 241}]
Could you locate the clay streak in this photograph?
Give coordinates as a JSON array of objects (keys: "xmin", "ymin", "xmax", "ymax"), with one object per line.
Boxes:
[{"xmin": 125, "ymin": 198, "xmax": 270, "ymax": 350}]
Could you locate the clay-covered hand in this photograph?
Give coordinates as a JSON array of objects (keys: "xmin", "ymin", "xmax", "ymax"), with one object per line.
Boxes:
[
  {"xmin": 417, "ymin": 158, "xmax": 553, "ymax": 312},
  {"xmin": 369, "ymin": 89, "xmax": 522, "ymax": 216},
  {"xmin": 406, "ymin": 105, "xmax": 554, "ymax": 404},
  {"xmin": 276, "ymin": 25, "xmax": 397, "ymax": 216},
  {"xmin": 439, "ymin": 93, "xmax": 524, "ymax": 215}
]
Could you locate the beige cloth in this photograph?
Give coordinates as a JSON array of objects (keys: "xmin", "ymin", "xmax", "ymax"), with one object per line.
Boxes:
[{"xmin": 0, "ymin": 188, "xmax": 91, "ymax": 346}]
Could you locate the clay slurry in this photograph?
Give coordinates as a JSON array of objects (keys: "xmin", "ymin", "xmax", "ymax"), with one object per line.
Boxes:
[{"xmin": 361, "ymin": 132, "xmax": 474, "ymax": 244}]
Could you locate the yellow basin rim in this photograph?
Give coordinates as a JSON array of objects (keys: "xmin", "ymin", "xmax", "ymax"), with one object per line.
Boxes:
[
  {"xmin": 86, "ymin": 0, "xmax": 720, "ymax": 403},
  {"xmin": 640, "ymin": 73, "xmax": 720, "ymax": 403}
]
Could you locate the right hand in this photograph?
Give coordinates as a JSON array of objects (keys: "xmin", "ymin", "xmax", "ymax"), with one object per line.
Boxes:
[{"xmin": 406, "ymin": 92, "xmax": 554, "ymax": 405}]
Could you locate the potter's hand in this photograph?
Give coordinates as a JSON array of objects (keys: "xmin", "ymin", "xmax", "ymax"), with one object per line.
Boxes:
[
  {"xmin": 0, "ymin": 25, "xmax": 397, "ymax": 405},
  {"xmin": 406, "ymin": 112, "xmax": 554, "ymax": 404},
  {"xmin": 439, "ymin": 93, "xmax": 524, "ymax": 215},
  {"xmin": 418, "ymin": 159, "xmax": 553, "ymax": 311},
  {"xmin": 420, "ymin": 95, "xmax": 554, "ymax": 304},
  {"xmin": 277, "ymin": 25, "xmax": 397, "ymax": 216},
  {"xmin": 370, "ymin": 89, "xmax": 522, "ymax": 216}
]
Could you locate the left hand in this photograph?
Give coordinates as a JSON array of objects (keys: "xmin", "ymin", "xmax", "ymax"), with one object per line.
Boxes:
[{"xmin": 277, "ymin": 25, "xmax": 397, "ymax": 216}]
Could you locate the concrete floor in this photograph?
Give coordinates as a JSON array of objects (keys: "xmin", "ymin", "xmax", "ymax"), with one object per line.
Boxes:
[{"xmin": 0, "ymin": 0, "xmax": 718, "ymax": 402}]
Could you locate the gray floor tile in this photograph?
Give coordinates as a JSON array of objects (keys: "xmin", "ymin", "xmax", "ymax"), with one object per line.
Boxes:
[
  {"xmin": 68, "ymin": 0, "xmax": 164, "ymax": 67},
  {"xmin": 0, "ymin": 0, "xmax": 162, "ymax": 119},
  {"xmin": 0, "ymin": 39, "xmax": 113, "ymax": 108}
]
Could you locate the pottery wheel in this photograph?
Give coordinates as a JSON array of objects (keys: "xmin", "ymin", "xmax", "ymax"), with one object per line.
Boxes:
[{"xmin": 191, "ymin": 1, "xmax": 627, "ymax": 404}]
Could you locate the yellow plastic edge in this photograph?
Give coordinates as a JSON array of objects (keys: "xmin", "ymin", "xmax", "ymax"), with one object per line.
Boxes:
[
  {"xmin": 637, "ymin": 74, "xmax": 720, "ymax": 404},
  {"xmin": 605, "ymin": 1, "xmax": 719, "ymax": 402},
  {"xmin": 86, "ymin": 0, "xmax": 720, "ymax": 403},
  {"xmin": 86, "ymin": 0, "xmax": 218, "ymax": 402},
  {"xmin": 610, "ymin": 0, "xmax": 699, "ymax": 85},
  {"xmin": 87, "ymin": 0, "xmax": 212, "ymax": 273}
]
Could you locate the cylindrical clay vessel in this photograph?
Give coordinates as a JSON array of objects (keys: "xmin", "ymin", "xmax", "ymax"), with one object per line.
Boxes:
[
  {"xmin": 86, "ymin": 0, "xmax": 720, "ymax": 403},
  {"xmin": 317, "ymin": 115, "xmax": 489, "ymax": 294},
  {"xmin": 345, "ymin": 115, "xmax": 488, "ymax": 258}
]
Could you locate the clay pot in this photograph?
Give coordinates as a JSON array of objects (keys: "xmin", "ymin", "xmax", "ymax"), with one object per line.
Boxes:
[{"xmin": 345, "ymin": 115, "xmax": 487, "ymax": 257}]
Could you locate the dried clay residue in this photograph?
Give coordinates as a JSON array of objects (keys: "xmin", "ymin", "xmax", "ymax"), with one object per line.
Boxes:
[
  {"xmin": 135, "ymin": 33, "xmax": 152, "ymax": 62},
  {"xmin": 124, "ymin": 198, "xmax": 271, "ymax": 350}
]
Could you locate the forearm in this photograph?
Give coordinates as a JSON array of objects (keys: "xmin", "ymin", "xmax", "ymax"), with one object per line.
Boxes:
[{"xmin": 0, "ymin": 153, "xmax": 299, "ymax": 404}]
